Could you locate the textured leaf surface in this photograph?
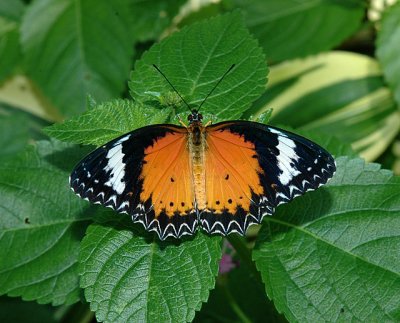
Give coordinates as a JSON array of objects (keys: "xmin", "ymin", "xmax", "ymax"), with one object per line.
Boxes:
[
  {"xmin": 253, "ymin": 157, "xmax": 400, "ymax": 322},
  {"xmin": 130, "ymin": 11, "xmax": 267, "ymax": 119},
  {"xmin": 20, "ymin": 0, "xmax": 133, "ymax": 116},
  {"xmin": 79, "ymin": 214, "xmax": 221, "ymax": 323},
  {"xmin": 44, "ymin": 100, "xmax": 171, "ymax": 146},
  {"xmin": 0, "ymin": 140, "xmax": 92, "ymax": 305},
  {"xmin": 376, "ymin": 2, "xmax": 400, "ymax": 107},
  {"xmin": 232, "ymin": 0, "xmax": 364, "ymax": 62}
]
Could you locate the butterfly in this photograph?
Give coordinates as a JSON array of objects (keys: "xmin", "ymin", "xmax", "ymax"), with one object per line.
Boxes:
[{"xmin": 70, "ymin": 66, "xmax": 336, "ymax": 240}]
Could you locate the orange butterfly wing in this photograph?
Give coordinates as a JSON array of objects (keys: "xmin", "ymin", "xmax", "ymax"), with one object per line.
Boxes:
[
  {"xmin": 70, "ymin": 124, "xmax": 197, "ymax": 240},
  {"xmin": 200, "ymin": 121, "xmax": 335, "ymax": 235},
  {"xmin": 139, "ymin": 129, "xmax": 197, "ymax": 238},
  {"xmin": 200, "ymin": 123, "xmax": 266, "ymax": 234}
]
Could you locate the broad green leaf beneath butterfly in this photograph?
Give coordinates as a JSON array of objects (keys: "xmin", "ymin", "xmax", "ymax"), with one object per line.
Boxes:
[
  {"xmin": 44, "ymin": 100, "xmax": 171, "ymax": 147},
  {"xmin": 248, "ymin": 51, "xmax": 400, "ymax": 161},
  {"xmin": 0, "ymin": 140, "xmax": 92, "ymax": 305},
  {"xmin": 79, "ymin": 213, "xmax": 222, "ymax": 323},
  {"xmin": 253, "ymin": 157, "xmax": 400, "ymax": 322},
  {"xmin": 130, "ymin": 11, "xmax": 268, "ymax": 120}
]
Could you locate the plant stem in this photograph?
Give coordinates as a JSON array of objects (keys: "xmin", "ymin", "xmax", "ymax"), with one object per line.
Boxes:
[{"xmin": 222, "ymin": 282, "xmax": 252, "ymax": 323}]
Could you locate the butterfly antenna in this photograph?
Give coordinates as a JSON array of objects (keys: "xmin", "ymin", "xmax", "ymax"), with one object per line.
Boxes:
[
  {"xmin": 197, "ymin": 64, "xmax": 235, "ymax": 112},
  {"xmin": 152, "ymin": 64, "xmax": 192, "ymax": 111}
]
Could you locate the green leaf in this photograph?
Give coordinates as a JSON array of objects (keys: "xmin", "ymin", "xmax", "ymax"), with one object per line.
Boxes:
[
  {"xmin": 20, "ymin": 0, "xmax": 133, "ymax": 116},
  {"xmin": 376, "ymin": 2, "xmax": 400, "ymax": 107},
  {"xmin": 44, "ymin": 99, "xmax": 171, "ymax": 146},
  {"xmin": 249, "ymin": 51, "xmax": 400, "ymax": 161},
  {"xmin": 0, "ymin": 1, "xmax": 24, "ymax": 22},
  {"xmin": 79, "ymin": 213, "xmax": 222, "ymax": 323},
  {"xmin": 0, "ymin": 140, "xmax": 93, "ymax": 305},
  {"xmin": 130, "ymin": 11, "xmax": 268, "ymax": 119},
  {"xmin": 229, "ymin": 0, "xmax": 364, "ymax": 62},
  {"xmin": 0, "ymin": 1, "xmax": 24, "ymax": 82},
  {"xmin": 130, "ymin": 0, "xmax": 185, "ymax": 42},
  {"xmin": 0, "ymin": 28, "xmax": 21, "ymax": 81},
  {"xmin": 253, "ymin": 157, "xmax": 400, "ymax": 322},
  {"xmin": 0, "ymin": 112, "xmax": 29, "ymax": 160}
]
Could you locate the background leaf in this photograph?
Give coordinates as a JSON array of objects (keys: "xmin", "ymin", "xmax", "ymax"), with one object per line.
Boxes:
[
  {"xmin": 0, "ymin": 0, "xmax": 23, "ymax": 81},
  {"xmin": 253, "ymin": 157, "xmax": 400, "ymax": 322},
  {"xmin": 130, "ymin": 0, "xmax": 185, "ymax": 42},
  {"xmin": 228, "ymin": 0, "xmax": 365, "ymax": 62},
  {"xmin": 79, "ymin": 213, "xmax": 222, "ymax": 323},
  {"xmin": 20, "ymin": 0, "xmax": 133, "ymax": 117},
  {"xmin": 0, "ymin": 296, "xmax": 59, "ymax": 323},
  {"xmin": 376, "ymin": 2, "xmax": 400, "ymax": 108},
  {"xmin": 0, "ymin": 1, "xmax": 24, "ymax": 21},
  {"xmin": 248, "ymin": 51, "xmax": 400, "ymax": 161},
  {"xmin": 0, "ymin": 140, "xmax": 93, "ymax": 305},
  {"xmin": 0, "ymin": 112, "xmax": 29, "ymax": 160},
  {"xmin": 195, "ymin": 264, "xmax": 287, "ymax": 323},
  {"xmin": 130, "ymin": 11, "xmax": 268, "ymax": 119},
  {"xmin": 44, "ymin": 99, "xmax": 171, "ymax": 146}
]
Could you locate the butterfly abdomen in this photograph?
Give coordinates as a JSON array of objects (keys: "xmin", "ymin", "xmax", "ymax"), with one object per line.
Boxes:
[{"xmin": 188, "ymin": 125, "xmax": 207, "ymax": 210}]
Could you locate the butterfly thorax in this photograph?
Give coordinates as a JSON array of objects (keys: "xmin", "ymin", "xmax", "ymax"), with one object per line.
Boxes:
[{"xmin": 187, "ymin": 121, "xmax": 207, "ymax": 210}]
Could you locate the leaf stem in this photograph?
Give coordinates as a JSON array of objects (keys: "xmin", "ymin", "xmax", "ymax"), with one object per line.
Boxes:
[{"xmin": 222, "ymin": 282, "xmax": 252, "ymax": 323}]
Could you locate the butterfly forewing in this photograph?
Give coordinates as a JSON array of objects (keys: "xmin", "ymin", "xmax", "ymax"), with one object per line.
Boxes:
[
  {"xmin": 70, "ymin": 124, "xmax": 198, "ymax": 240},
  {"xmin": 199, "ymin": 121, "xmax": 336, "ymax": 235}
]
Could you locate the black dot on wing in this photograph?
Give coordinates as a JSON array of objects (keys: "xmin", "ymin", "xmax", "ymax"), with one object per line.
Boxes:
[
  {"xmin": 169, "ymin": 202, "xmax": 174, "ymax": 207},
  {"xmin": 228, "ymin": 199, "xmax": 232, "ymax": 204},
  {"xmin": 181, "ymin": 202, "xmax": 185, "ymax": 206},
  {"xmin": 216, "ymin": 200, "xmax": 220, "ymax": 205},
  {"xmin": 170, "ymin": 177, "xmax": 175, "ymax": 182},
  {"xmin": 225, "ymin": 174, "xmax": 229, "ymax": 180}
]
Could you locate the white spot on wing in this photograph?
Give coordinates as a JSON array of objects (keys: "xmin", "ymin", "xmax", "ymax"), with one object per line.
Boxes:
[
  {"xmin": 276, "ymin": 136, "xmax": 300, "ymax": 185},
  {"xmin": 269, "ymin": 128, "xmax": 287, "ymax": 137},
  {"xmin": 103, "ymin": 135, "xmax": 131, "ymax": 194}
]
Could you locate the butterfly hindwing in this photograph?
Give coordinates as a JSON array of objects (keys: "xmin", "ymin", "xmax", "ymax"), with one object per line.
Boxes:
[
  {"xmin": 70, "ymin": 124, "xmax": 197, "ymax": 240},
  {"xmin": 199, "ymin": 121, "xmax": 336, "ymax": 235}
]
